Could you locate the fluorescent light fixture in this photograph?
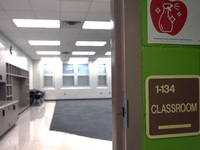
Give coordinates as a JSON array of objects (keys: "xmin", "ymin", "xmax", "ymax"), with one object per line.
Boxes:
[
  {"xmin": 105, "ymin": 52, "xmax": 111, "ymax": 56},
  {"xmin": 72, "ymin": 51, "xmax": 96, "ymax": 55},
  {"xmin": 83, "ymin": 21, "xmax": 113, "ymax": 30},
  {"xmin": 76, "ymin": 41, "xmax": 106, "ymax": 47},
  {"xmin": 68, "ymin": 57, "xmax": 89, "ymax": 64},
  {"xmin": 96, "ymin": 58, "xmax": 111, "ymax": 63},
  {"xmin": 41, "ymin": 57, "xmax": 61, "ymax": 62},
  {"xmin": 29, "ymin": 40, "xmax": 60, "ymax": 46},
  {"xmin": 13, "ymin": 19, "xmax": 60, "ymax": 28},
  {"xmin": 36, "ymin": 51, "xmax": 61, "ymax": 55},
  {"xmin": 0, "ymin": 42, "xmax": 5, "ymax": 48}
]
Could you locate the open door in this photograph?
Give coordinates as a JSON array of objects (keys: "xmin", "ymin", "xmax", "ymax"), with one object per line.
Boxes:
[
  {"xmin": 110, "ymin": 0, "xmax": 126, "ymax": 149},
  {"xmin": 111, "ymin": 0, "xmax": 142, "ymax": 150}
]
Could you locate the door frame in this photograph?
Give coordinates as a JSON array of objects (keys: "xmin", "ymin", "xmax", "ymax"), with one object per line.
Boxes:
[{"xmin": 111, "ymin": 0, "xmax": 142, "ymax": 150}]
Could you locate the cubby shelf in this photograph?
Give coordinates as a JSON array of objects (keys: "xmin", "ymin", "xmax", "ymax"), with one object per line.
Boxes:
[{"xmin": 5, "ymin": 63, "xmax": 30, "ymax": 113}]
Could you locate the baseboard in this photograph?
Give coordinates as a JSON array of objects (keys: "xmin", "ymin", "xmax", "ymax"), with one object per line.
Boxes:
[{"xmin": 45, "ymin": 98, "xmax": 112, "ymax": 101}]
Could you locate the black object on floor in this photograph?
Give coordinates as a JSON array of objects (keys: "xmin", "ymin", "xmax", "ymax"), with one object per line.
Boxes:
[
  {"xmin": 30, "ymin": 89, "xmax": 45, "ymax": 106},
  {"xmin": 49, "ymin": 100, "xmax": 112, "ymax": 141}
]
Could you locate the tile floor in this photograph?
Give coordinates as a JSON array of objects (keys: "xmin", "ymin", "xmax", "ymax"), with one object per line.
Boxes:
[{"xmin": 0, "ymin": 102, "xmax": 112, "ymax": 150}]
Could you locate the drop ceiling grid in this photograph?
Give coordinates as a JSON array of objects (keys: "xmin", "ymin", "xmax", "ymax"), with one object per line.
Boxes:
[{"xmin": 0, "ymin": 0, "xmax": 111, "ymax": 60}]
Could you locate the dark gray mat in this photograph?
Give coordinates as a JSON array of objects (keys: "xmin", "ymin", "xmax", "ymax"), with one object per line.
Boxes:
[{"xmin": 49, "ymin": 100, "xmax": 112, "ymax": 141}]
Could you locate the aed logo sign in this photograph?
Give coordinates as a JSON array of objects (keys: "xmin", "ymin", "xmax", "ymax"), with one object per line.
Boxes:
[{"xmin": 145, "ymin": 75, "xmax": 200, "ymax": 139}]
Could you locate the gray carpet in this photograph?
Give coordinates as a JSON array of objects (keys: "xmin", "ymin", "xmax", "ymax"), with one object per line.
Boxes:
[{"xmin": 49, "ymin": 99, "xmax": 112, "ymax": 141}]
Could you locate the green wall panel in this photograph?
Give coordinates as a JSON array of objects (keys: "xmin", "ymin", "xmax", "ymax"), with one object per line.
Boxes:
[
  {"xmin": 141, "ymin": 0, "xmax": 200, "ymax": 149},
  {"xmin": 142, "ymin": 46, "xmax": 200, "ymax": 150},
  {"xmin": 142, "ymin": 47, "xmax": 199, "ymax": 77}
]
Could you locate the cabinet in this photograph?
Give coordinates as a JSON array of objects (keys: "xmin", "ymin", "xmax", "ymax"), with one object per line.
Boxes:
[
  {"xmin": 6, "ymin": 63, "xmax": 30, "ymax": 113},
  {"xmin": 0, "ymin": 100, "xmax": 18, "ymax": 137}
]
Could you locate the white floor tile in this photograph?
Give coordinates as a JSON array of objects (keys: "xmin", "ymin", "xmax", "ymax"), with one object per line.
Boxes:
[{"xmin": 0, "ymin": 102, "xmax": 112, "ymax": 150}]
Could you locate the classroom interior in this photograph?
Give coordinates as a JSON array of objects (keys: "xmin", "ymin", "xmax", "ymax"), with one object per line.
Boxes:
[{"xmin": 0, "ymin": 0, "xmax": 113, "ymax": 150}]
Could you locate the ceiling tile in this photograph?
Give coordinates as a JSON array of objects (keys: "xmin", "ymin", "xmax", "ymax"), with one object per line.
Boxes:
[
  {"xmin": 78, "ymin": 29, "xmax": 110, "ymax": 41},
  {"xmin": 2, "ymin": 32, "xmax": 24, "ymax": 42},
  {"xmin": 6, "ymin": 10, "xmax": 35, "ymax": 19},
  {"xmin": 61, "ymin": 12, "xmax": 86, "ymax": 22},
  {"xmin": 34, "ymin": 11, "xmax": 60, "ymax": 20},
  {"xmin": 85, "ymin": 13, "xmax": 110, "ymax": 21},
  {"xmin": 0, "ymin": 0, "xmax": 32, "ymax": 11},
  {"xmin": 39, "ymin": 29, "xmax": 61, "ymax": 40},
  {"xmin": 60, "ymin": 28, "xmax": 80, "ymax": 38},
  {"xmin": 0, "ymin": 20, "xmax": 17, "ymax": 32},
  {"xmin": 19, "ymin": 28, "xmax": 42, "ymax": 39},
  {"xmin": 89, "ymin": 2, "xmax": 110, "ymax": 13},
  {"xmin": 30, "ymin": 0, "xmax": 60, "ymax": 12},
  {"xmin": 0, "ymin": 10, "xmax": 10, "ymax": 20},
  {"xmin": 61, "ymin": 1, "xmax": 91, "ymax": 13}
]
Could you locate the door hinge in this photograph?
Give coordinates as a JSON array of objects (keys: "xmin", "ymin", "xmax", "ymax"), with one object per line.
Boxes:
[{"xmin": 122, "ymin": 92, "xmax": 128, "ymax": 129}]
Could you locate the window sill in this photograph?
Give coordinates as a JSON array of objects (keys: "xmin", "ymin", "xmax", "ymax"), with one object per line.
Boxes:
[
  {"xmin": 42, "ymin": 87, "xmax": 55, "ymax": 90},
  {"xmin": 61, "ymin": 87, "xmax": 92, "ymax": 90},
  {"xmin": 96, "ymin": 86, "xmax": 109, "ymax": 89}
]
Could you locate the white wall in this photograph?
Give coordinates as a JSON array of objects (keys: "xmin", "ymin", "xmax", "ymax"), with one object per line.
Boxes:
[
  {"xmin": 32, "ymin": 60, "xmax": 41, "ymax": 90},
  {"xmin": 0, "ymin": 32, "xmax": 33, "ymax": 89},
  {"xmin": 32, "ymin": 58, "xmax": 112, "ymax": 100}
]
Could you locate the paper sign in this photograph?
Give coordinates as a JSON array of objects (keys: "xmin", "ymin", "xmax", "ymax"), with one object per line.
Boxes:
[{"xmin": 148, "ymin": 0, "xmax": 200, "ymax": 45}]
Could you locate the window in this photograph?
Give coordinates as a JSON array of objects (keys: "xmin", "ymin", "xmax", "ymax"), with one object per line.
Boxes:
[
  {"xmin": 77, "ymin": 64, "xmax": 89, "ymax": 86},
  {"xmin": 98, "ymin": 64, "xmax": 107, "ymax": 86},
  {"xmin": 63, "ymin": 64, "xmax": 74, "ymax": 74},
  {"xmin": 63, "ymin": 63, "xmax": 89, "ymax": 87},
  {"xmin": 43, "ymin": 64, "xmax": 54, "ymax": 87},
  {"xmin": 63, "ymin": 64, "xmax": 75, "ymax": 87}
]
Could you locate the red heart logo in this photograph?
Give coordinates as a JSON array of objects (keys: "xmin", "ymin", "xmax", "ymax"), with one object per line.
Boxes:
[{"xmin": 150, "ymin": 0, "xmax": 187, "ymax": 36}]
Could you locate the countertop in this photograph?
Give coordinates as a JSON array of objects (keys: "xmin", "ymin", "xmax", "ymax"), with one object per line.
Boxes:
[{"xmin": 0, "ymin": 100, "xmax": 19, "ymax": 109}]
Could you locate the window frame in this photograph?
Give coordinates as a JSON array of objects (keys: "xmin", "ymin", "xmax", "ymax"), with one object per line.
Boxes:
[
  {"xmin": 43, "ymin": 63, "xmax": 54, "ymax": 88},
  {"xmin": 62, "ymin": 63, "xmax": 90, "ymax": 87},
  {"xmin": 97, "ymin": 63, "xmax": 108, "ymax": 87}
]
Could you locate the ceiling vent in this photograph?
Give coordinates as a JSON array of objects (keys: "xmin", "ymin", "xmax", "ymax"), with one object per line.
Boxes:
[
  {"xmin": 61, "ymin": 52, "xmax": 71, "ymax": 55},
  {"xmin": 61, "ymin": 21, "xmax": 82, "ymax": 28},
  {"xmin": 61, "ymin": 52, "xmax": 72, "ymax": 57}
]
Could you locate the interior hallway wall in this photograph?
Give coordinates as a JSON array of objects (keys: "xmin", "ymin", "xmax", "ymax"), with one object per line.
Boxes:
[
  {"xmin": 0, "ymin": 32, "xmax": 33, "ymax": 89},
  {"xmin": 32, "ymin": 59, "xmax": 112, "ymax": 100},
  {"xmin": 32, "ymin": 60, "xmax": 41, "ymax": 90}
]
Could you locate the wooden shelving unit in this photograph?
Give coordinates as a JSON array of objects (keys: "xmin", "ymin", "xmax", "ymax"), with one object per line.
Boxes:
[{"xmin": 6, "ymin": 63, "xmax": 30, "ymax": 113}]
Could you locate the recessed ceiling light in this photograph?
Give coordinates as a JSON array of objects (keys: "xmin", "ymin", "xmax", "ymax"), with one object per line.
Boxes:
[
  {"xmin": 13, "ymin": 19, "xmax": 60, "ymax": 28},
  {"xmin": 29, "ymin": 40, "xmax": 60, "ymax": 46},
  {"xmin": 41, "ymin": 57, "xmax": 61, "ymax": 63},
  {"xmin": 72, "ymin": 51, "xmax": 96, "ymax": 55},
  {"xmin": 36, "ymin": 51, "xmax": 61, "ymax": 55},
  {"xmin": 96, "ymin": 58, "xmax": 111, "ymax": 63},
  {"xmin": 68, "ymin": 57, "xmax": 89, "ymax": 64},
  {"xmin": 0, "ymin": 42, "xmax": 5, "ymax": 48},
  {"xmin": 82, "ymin": 21, "xmax": 113, "ymax": 30},
  {"xmin": 76, "ymin": 41, "xmax": 106, "ymax": 47},
  {"xmin": 105, "ymin": 52, "xmax": 111, "ymax": 56}
]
